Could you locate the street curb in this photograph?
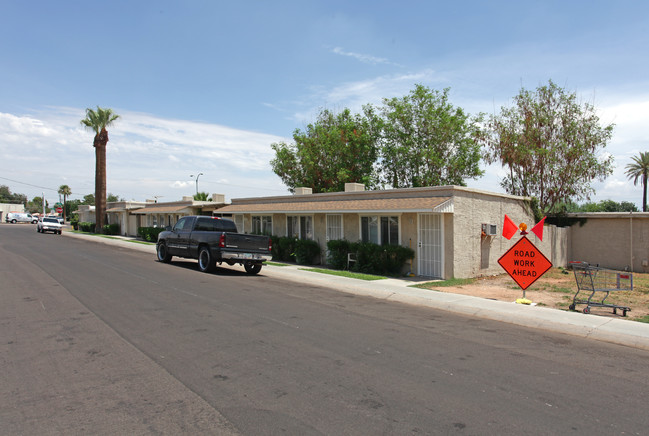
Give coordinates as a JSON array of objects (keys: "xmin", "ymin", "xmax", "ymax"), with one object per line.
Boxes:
[{"xmin": 63, "ymin": 231, "xmax": 649, "ymax": 351}]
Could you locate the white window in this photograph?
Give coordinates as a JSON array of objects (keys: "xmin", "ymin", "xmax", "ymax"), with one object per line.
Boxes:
[
  {"xmin": 326, "ymin": 214, "xmax": 343, "ymax": 241},
  {"xmin": 252, "ymin": 215, "xmax": 273, "ymax": 235},
  {"xmin": 361, "ymin": 215, "xmax": 399, "ymax": 245},
  {"xmin": 287, "ymin": 215, "xmax": 313, "ymax": 240}
]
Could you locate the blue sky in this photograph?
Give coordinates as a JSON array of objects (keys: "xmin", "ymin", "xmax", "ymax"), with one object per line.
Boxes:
[{"xmin": 1, "ymin": 0, "xmax": 648, "ymax": 207}]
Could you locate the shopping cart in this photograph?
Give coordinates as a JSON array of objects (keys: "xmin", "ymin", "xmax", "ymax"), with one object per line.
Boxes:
[{"xmin": 569, "ymin": 261, "xmax": 632, "ymax": 316}]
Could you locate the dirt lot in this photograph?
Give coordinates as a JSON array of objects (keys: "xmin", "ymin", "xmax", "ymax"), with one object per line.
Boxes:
[{"xmin": 417, "ymin": 268, "xmax": 649, "ymax": 322}]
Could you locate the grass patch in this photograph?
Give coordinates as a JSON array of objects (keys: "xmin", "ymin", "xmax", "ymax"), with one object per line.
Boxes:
[
  {"xmin": 634, "ymin": 315, "xmax": 649, "ymax": 323},
  {"xmin": 127, "ymin": 239, "xmax": 155, "ymax": 245},
  {"xmin": 300, "ymin": 268, "xmax": 387, "ymax": 281},
  {"xmin": 546, "ymin": 285, "xmax": 572, "ymax": 294},
  {"xmin": 70, "ymin": 230, "xmax": 155, "ymax": 245},
  {"xmin": 413, "ymin": 277, "xmax": 475, "ymax": 289},
  {"xmin": 97, "ymin": 235, "xmax": 154, "ymax": 245},
  {"xmin": 266, "ymin": 261, "xmax": 289, "ymax": 267}
]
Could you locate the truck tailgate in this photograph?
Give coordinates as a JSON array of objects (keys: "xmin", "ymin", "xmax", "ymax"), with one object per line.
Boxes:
[{"xmin": 223, "ymin": 233, "xmax": 269, "ymax": 252}]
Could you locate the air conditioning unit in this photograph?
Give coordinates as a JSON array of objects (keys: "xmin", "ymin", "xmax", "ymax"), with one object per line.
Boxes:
[{"xmin": 482, "ymin": 223, "xmax": 497, "ymax": 236}]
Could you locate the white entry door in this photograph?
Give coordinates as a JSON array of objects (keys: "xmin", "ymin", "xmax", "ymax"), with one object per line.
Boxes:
[{"xmin": 418, "ymin": 214, "xmax": 443, "ymax": 278}]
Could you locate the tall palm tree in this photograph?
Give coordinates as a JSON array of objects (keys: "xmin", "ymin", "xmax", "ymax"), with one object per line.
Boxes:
[
  {"xmin": 625, "ymin": 151, "xmax": 649, "ymax": 212},
  {"xmin": 57, "ymin": 184, "xmax": 71, "ymax": 222},
  {"xmin": 81, "ymin": 107, "xmax": 120, "ymax": 232}
]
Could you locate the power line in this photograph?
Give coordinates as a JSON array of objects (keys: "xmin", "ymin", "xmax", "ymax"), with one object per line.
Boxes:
[
  {"xmin": 200, "ymin": 178, "xmax": 288, "ymax": 193},
  {"xmin": 0, "ymin": 174, "xmax": 290, "ymax": 201},
  {"xmin": 0, "ymin": 176, "xmax": 86, "ymax": 198}
]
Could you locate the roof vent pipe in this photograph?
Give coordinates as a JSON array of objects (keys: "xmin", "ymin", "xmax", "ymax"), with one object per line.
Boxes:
[
  {"xmin": 344, "ymin": 183, "xmax": 365, "ymax": 192},
  {"xmin": 294, "ymin": 187, "xmax": 313, "ymax": 195}
]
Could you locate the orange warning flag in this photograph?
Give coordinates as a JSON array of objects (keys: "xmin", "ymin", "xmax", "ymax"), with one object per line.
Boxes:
[
  {"xmin": 502, "ymin": 214, "xmax": 518, "ymax": 240},
  {"xmin": 530, "ymin": 216, "xmax": 546, "ymax": 241}
]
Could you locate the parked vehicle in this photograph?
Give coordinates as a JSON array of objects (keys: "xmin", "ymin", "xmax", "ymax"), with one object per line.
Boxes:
[
  {"xmin": 37, "ymin": 216, "xmax": 63, "ymax": 234},
  {"xmin": 6, "ymin": 212, "xmax": 38, "ymax": 224},
  {"xmin": 156, "ymin": 216, "xmax": 272, "ymax": 274}
]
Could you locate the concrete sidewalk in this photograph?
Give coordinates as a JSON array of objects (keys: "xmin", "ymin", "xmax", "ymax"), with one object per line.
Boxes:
[{"xmin": 64, "ymin": 231, "xmax": 649, "ymax": 351}]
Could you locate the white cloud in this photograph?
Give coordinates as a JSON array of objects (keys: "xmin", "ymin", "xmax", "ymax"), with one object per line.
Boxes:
[
  {"xmin": 292, "ymin": 69, "xmax": 440, "ymax": 124},
  {"xmin": 331, "ymin": 47, "xmax": 399, "ymax": 66},
  {"xmin": 171, "ymin": 181, "xmax": 192, "ymax": 189},
  {"xmin": 0, "ymin": 108, "xmax": 291, "ymax": 203}
]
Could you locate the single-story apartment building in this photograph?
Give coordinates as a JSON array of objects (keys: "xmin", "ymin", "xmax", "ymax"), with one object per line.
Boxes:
[
  {"xmin": 211, "ymin": 183, "xmax": 541, "ymax": 279},
  {"xmin": 75, "ymin": 204, "xmax": 95, "ymax": 224},
  {"xmin": 71, "ymin": 185, "xmax": 649, "ymax": 278},
  {"xmin": 105, "ymin": 194, "xmax": 228, "ymax": 237}
]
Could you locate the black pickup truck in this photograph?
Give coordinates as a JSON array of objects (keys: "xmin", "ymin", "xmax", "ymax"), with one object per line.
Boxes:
[{"xmin": 156, "ymin": 215, "xmax": 272, "ymax": 274}]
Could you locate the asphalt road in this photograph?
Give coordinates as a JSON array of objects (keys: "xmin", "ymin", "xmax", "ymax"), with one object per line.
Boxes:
[{"xmin": 2, "ymin": 224, "xmax": 649, "ymax": 435}]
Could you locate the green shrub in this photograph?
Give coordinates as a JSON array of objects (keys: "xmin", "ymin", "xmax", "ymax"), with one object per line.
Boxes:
[
  {"xmin": 70, "ymin": 215, "xmax": 79, "ymax": 230},
  {"xmin": 103, "ymin": 223, "xmax": 120, "ymax": 235},
  {"xmin": 138, "ymin": 227, "xmax": 165, "ymax": 242},
  {"xmin": 79, "ymin": 222, "xmax": 95, "ymax": 232},
  {"xmin": 326, "ymin": 239, "xmax": 352, "ymax": 270},
  {"xmin": 381, "ymin": 244, "xmax": 416, "ymax": 275},
  {"xmin": 270, "ymin": 235, "xmax": 281, "ymax": 260},
  {"xmin": 294, "ymin": 239, "xmax": 321, "ymax": 265},
  {"xmin": 327, "ymin": 239, "xmax": 415, "ymax": 276},
  {"xmin": 272, "ymin": 236, "xmax": 297, "ymax": 262},
  {"xmin": 353, "ymin": 241, "xmax": 385, "ymax": 274}
]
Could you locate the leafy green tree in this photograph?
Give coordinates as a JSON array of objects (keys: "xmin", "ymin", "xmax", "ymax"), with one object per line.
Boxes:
[
  {"xmin": 0, "ymin": 185, "xmax": 27, "ymax": 205},
  {"xmin": 270, "ymin": 108, "xmax": 379, "ymax": 193},
  {"xmin": 27, "ymin": 196, "xmax": 47, "ymax": 214},
  {"xmin": 107, "ymin": 193, "xmax": 121, "ymax": 203},
  {"xmin": 625, "ymin": 151, "xmax": 649, "ymax": 212},
  {"xmin": 193, "ymin": 192, "xmax": 211, "ymax": 201},
  {"xmin": 83, "ymin": 194, "xmax": 95, "ymax": 205},
  {"xmin": 578, "ymin": 200, "xmax": 638, "ymax": 212},
  {"xmin": 81, "ymin": 106, "xmax": 120, "ymax": 232},
  {"xmin": 58, "ymin": 185, "xmax": 71, "ymax": 221},
  {"xmin": 373, "ymin": 84, "xmax": 483, "ymax": 188},
  {"xmin": 66, "ymin": 199, "xmax": 81, "ymax": 219},
  {"xmin": 481, "ymin": 80, "xmax": 615, "ymax": 214}
]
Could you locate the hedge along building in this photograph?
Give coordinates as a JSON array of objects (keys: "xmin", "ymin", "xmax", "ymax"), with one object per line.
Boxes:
[{"xmin": 209, "ymin": 183, "xmax": 537, "ymax": 279}]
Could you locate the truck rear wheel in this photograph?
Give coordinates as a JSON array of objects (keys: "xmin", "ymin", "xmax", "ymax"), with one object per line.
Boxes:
[
  {"xmin": 198, "ymin": 247, "xmax": 215, "ymax": 273},
  {"xmin": 244, "ymin": 262, "xmax": 262, "ymax": 275}
]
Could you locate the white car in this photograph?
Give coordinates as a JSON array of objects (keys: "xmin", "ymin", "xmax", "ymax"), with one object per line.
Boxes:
[{"xmin": 37, "ymin": 216, "xmax": 63, "ymax": 234}]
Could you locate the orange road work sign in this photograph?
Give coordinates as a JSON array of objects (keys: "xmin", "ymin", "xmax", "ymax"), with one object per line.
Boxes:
[{"xmin": 498, "ymin": 236, "xmax": 552, "ymax": 290}]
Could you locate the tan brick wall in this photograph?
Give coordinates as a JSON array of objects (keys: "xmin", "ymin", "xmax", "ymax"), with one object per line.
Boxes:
[
  {"xmin": 444, "ymin": 213, "xmax": 454, "ymax": 279},
  {"xmin": 451, "ymin": 191, "xmax": 534, "ymax": 279},
  {"xmin": 535, "ymin": 225, "xmax": 570, "ymax": 269},
  {"xmin": 400, "ymin": 212, "xmax": 418, "ymax": 274},
  {"xmin": 569, "ymin": 215, "xmax": 649, "ymax": 273},
  {"xmin": 400, "ymin": 212, "xmax": 417, "ymax": 250},
  {"xmin": 343, "ymin": 214, "xmax": 360, "ymax": 242}
]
